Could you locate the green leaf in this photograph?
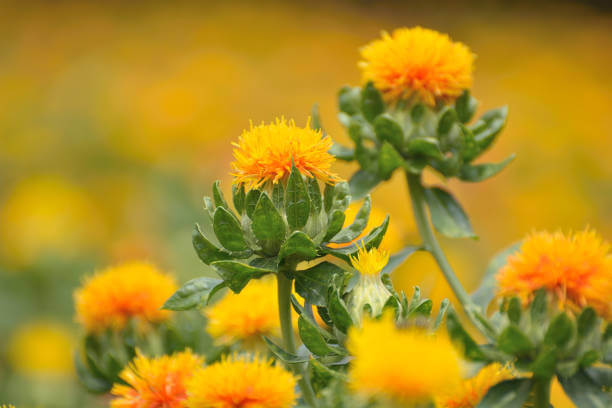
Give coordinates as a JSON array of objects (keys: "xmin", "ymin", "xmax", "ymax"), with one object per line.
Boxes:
[
  {"xmin": 586, "ymin": 366, "xmax": 612, "ymax": 388},
  {"xmin": 328, "ymin": 288, "xmax": 353, "ymax": 333},
  {"xmin": 245, "ymin": 189, "xmax": 261, "ymax": 218},
  {"xmin": 471, "ymin": 242, "xmax": 521, "ymax": 310},
  {"xmin": 348, "ymin": 170, "xmax": 381, "ymax": 201},
  {"xmin": 162, "ymin": 277, "xmax": 225, "ymax": 311},
  {"xmin": 438, "ymin": 107, "xmax": 458, "ymax": 135},
  {"xmin": 311, "ymin": 103, "xmax": 323, "ymax": 131},
  {"xmin": 410, "ymin": 299, "xmax": 433, "ymax": 317},
  {"xmin": 382, "ymin": 245, "xmax": 421, "ymax": 275},
  {"xmin": 530, "ymin": 346, "xmax": 558, "ymax": 379},
  {"xmin": 544, "ymin": 313, "xmax": 575, "ymax": 349},
  {"xmin": 323, "ymin": 210, "xmax": 346, "ymax": 242},
  {"xmin": 330, "ymin": 196, "xmax": 371, "ymax": 243},
  {"xmin": 455, "ymin": 90, "xmax": 478, "ymax": 124},
  {"xmin": 577, "ymin": 307, "xmax": 598, "ymax": 337},
  {"xmin": 507, "ymin": 297, "xmax": 522, "ymax": 324},
  {"xmin": 338, "ymin": 85, "xmax": 361, "ymax": 115},
  {"xmin": 374, "ymin": 114, "xmax": 404, "ymax": 149},
  {"xmin": 263, "ymin": 337, "xmax": 310, "ymax": 363},
  {"xmin": 279, "ymin": 231, "xmax": 318, "ymax": 266},
  {"xmin": 406, "ymin": 137, "xmax": 443, "ymax": 159},
  {"xmin": 559, "ymin": 370, "xmax": 612, "ymax": 408},
  {"xmin": 271, "ymin": 182, "xmax": 284, "ymax": 208},
  {"xmin": 232, "ymin": 184, "xmax": 246, "ymax": 214},
  {"xmin": 211, "ymin": 260, "xmax": 274, "ymax": 293},
  {"xmin": 74, "ymin": 351, "xmax": 112, "ymax": 393},
  {"xmin": 459, "ymin": 124, "xmax": 480, "ymax": 162},
  {"xmin": 458, "ymin": 154, "xmax": 515, "ymax": 182},
  {"xmin": 424, "ymin": 187, "xmax": 476, "ymax": 239},
  {"xmin": 476, "ymin": 378, "xmax": 531, "ymax": 408},
  {"xmin": 324, "ymin": 215, "xmax": 389, "ymax": 261},
  {"xmin": 213, "ymin": 207, "xmax": 249, "ymax": 251},
  {"xmin": 329, "ymin": 142, "xmax": 355, "ymax": 161},
  {"xmin": 309, "ymin": 359, "xmax": 347, "ymax": 394},
  {"xmin": 530, "ymin": 289, "xmax": 549, "ymax": 325},
  {"xmin": 294, "ymin": 262, "xmax": 343, "ymax": 306},
  {"xmin": 285, "ymin": 162, "xmax": 311, "ymax": 230},
  {"xmin": 498, "ymin": 325, "xmax": 533, "ymax": 355},
  {"xmin": 446, "ymin": 309, "xmax": 487, "ymax": 361},
  {"xmin": 378, "ymin": 142, "xmax": 404, "ymax": 180},
  {"xmin": 308, "ymin": 178, "xmax": 323, "ymax": 215},
  {"xmin": 473, "ymin": 106, "xmax": 508, "ymax": 152},
  {"xmin": 434, "ymin": 299, "xmax": 450, "ymax": 330},
  {"xmin": 361, "ymin": 81, "xmax": 384, "ymax": 122},
  {"xmin": 212, "ymin": 180, "xmax": 230, "ymax": 210},
  {"xmin": 299, "ymin": 316, "xmax": 344, "ymax": 356},
  {"xmin": 329, "ymin": 182, "xmax": 350, "ymax": 213},
  {"xmin": 251, "ymin": 192, "xmax": 286, "ymax": 255},
  {"xmin": 192, "ymin": 224, "xmax": 235, "ymax": 265},
  {"xmin": 411, "ymin": 103, "xmax": 426, "ymax": 123}
]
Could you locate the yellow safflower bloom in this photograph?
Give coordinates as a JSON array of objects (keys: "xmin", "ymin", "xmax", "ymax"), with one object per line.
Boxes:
[
  {"xmin": 348, "ymin": 314, "xmax": 461, "ymax": 404},
  {"xmin": 205, "ymin": 279, "xmax": 281, "ymax": 347},
  {"xmin": 186, "ymin": 354, "xmax": 297, "ymax": 408},
  {"xmin": 350, "ymin": 245, "xmax": 389, "ymax": 277},
  {"xmin": 231, "ymin": 117, "xmax": 340, "ymax": 190},
  {"xmin": 111, "ymin": 349, "xmax": 203, "ymax": 408},
  {"xmin": 359, "ymin": 27, "xmax": 474, "ymax": 106},
  {"xmin": 497, "ymin": 228, "xmax": 612, "ymax": 319},
  {"xmin": 7, "ymin": 321, "xmax": 74, "ymax": 377},
  {"xmin": 74, "ymin": 261, "xmax": 177, "ymax": 332},
  {"xmin": 437, "ymin": 363, "xmax": 514, "ymax": 408}
]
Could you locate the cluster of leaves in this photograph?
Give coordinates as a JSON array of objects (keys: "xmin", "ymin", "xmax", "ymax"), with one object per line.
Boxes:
[
  {"xmin": 74, "ymin": 312, "xmax": 216, "ymax": 394},
  {"xmin": 332, "ymin": 82, "xmax": 512, "ymax": 200},
  {"xmin": 447, "ymin": 286, "xmax": 612, "ymax": 407}
]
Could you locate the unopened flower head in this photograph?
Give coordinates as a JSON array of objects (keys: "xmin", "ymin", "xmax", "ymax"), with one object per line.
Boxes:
[
  {"xmin": 205, "ymin": 278, "xmax": 280, "ymax": 347},
  {"xmin": 187, "ymin": 353, "xmax": 297, "ymax": 408},
  {"xmin": 111, "ymin": 349, "xmax": 203, "ymax": 408},
  {"xmin": 347, "ymin": 314, "xmax": 461, "ymax": 404},
  {"xmin": 231, "ymin": 117, "xmax": 340, "ymax": 190},
  {"xmin": 497, "ymin": 228, "xmax": 612, "ymax": 319},
  {"xmin": 348, "ymin": 245, "xmax": 393, "ymax": 323},
  {"xmin": 74, "ymin": 261, "xmax": 178, "ymax": 332},
  {"xmin": 359, "ymin": 27, "xmax": 474, "ymax": 106},
  {"xmin": 437, "ymin": 363, "xmax": 514, "ymax": 408}
]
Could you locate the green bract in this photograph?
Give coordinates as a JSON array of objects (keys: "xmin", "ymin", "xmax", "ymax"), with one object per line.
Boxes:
[{"xmin": 333, "ymin": 82, "xmax": 513, "ymax": 199}]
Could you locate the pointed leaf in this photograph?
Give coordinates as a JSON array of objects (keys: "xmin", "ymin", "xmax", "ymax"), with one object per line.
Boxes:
[
  {"xmin": 406, "ymin": 137, "xmax": 443, "ymax": 159},
  {"xmin": 459, "ymin": 154, "xmax": 515, "ymax": 182},
  {"xmin": 263, "ymin": 337, "xmax": 310, "ymax": 363},
  {"xmin": 213, "ymin": 207, "xmax": 249, "ymax": 251},
  {"xmin": 324, "ymin": 215, "xmax": 389, "ymax": 261},
  {"xmin": 329, "ymin": 142, "xmax": 354, "ymax": 161},
  {"xmin": 74, "ymin": 351, "xmax": 112, "ymax": 394},
  {"xmin": 328, "ymin": 289, "xmax": 353, "ymax": 333},
  {"xmin": 308, "ymin": 178, "xmax": 323, "ymax": 215},
  {"xmin": 324, "ymin": 210, "xmax": 346, "ymax": 242},
  {"xmin": 446, "ymin": 309, "xmax": 487, "ymax": 361},
  {"xmin": 232, "ymin": 184, "xmax": 246, "ymax": 214},
  {"xmin": 212, "ymin": 180, "xmax": 230, "ymax": 210},
  {"xmin": 245, "ymin": 189, "xmax": 261, "ymax": 218},
  {"xmin": 338, "ymin": 85, "xmax": 361, "ymax": 115},
  {"xmin": 455, "ymin": 90, "xmax": 478, "ymax": 124},
  {"xmin": 251, "ymin": 192, "xmax": 286, "ymax": 255},
  {"xmin": 434, "ymin": 299, "xmax": 450, "ymax": 330},
  {"xmin": 374, "ymin": 113, "xmax": 404, "ymax": 149},
  {"xmin": 285, "ymin": 163, "xmax": 311, "ymax": 230},
  {"xmin": 279, "ymin": 231, "xmax": 318, "ymax": 265},
  {"xmin": 309, "ymin": 359, "xmax": 347, "ymax": 394},
  {"xmin": 424, "ymin": 187, "xmax": 476, "ymax": 239},
  {"xmin": 361, "ymin": 81, "xmax": 384, "ymax": 122},
  {"xmin": 378, "ymin": 142, "xmax": 404, "ymax": 180},
  {"xmin": 330, "ymin": 196, "xmax": 371, "ymax": 243},
  {"xmin": 294, "ymin": 261, "xmax": 343, "ymax": 306},
  {"xmin": 437, "ymin": 107, "xmax": 458, "ymax": 135},
  {"xmin": 559, "ymin": 370, "xmax": 612, "ymax": 408},
  {"xmin": 544, "ymin": 313, "xmax": 575, "ymax": 348},
  {"xmin": 192, "ymin": 224, "xmax": 235, "ymax": 265},
  {"xmin": 211, "ymin": 260, "xmax": 274, "ymax": 293},
  {"xmin": 498, "ymin": 325, "xmax": 533, "ymax": 355},
  {"xmin": 298, "ymin": 316, "xmax": 344, "ymax": 356},
  {"xmin": 476, "ymin": 378, "xmax": 531, "ymax": 408},
  {"xmin": 162, "ymin": 277, "xmax": 225, "ymax": 311},
  {"xmin": 472, "ymin": 106, "xmax": 508, "ymax": 152}
]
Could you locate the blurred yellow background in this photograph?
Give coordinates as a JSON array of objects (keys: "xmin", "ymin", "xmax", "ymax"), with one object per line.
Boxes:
[{"xmin": 0, "ymin": 1, "xmax": 610, "ymax": 407}]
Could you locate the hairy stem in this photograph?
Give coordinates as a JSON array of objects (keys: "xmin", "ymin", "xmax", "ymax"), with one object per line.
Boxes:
[
  {"xmin": 532, "ymin": 378, "xmax": 552, "ymax": 408},
  {"xmin": 277, "ymin": 271, "xmax": 318, "ymax": 407}
]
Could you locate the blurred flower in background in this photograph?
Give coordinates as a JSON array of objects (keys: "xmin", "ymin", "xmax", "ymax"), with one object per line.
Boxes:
[{"xmin": 0, "ymin": 1, "xmax": 610, "ymax": 407}]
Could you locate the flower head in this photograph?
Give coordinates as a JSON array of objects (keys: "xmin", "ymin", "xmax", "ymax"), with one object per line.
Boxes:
[
  {"xmin": 111, "ymin": 349, "xmax": 203, "ymax": 408},
  {"xmin": 8, "ymin": 321, "xmax": 74, "ymax": 377},
  {"xmin": 350, "ymin": 245, "xmax": 389, "ymax": 277},
  {"xmin": 186, "ymin": 354, "xmax": 297, "ymax": 408},
  {"xmin": 231, "ymin": 117, "xmax": 339, "ymax": 190},
  {"xmin": 497, "ymin": 229, "xmax": 612, "ymax": 319},
  {"xmin": 74, "ymin": 261, "xmax": 178, "ymax": 332},
  {"xmin": 347, "ymin": 314, "xmax": 461, "ymax": 404},
  {"xmin": 437, "ymin": 363, "xmax": 514, "ymax": 408},
  {"xmin": 205, "ymin": 279, "xmax": 280, "ymax": 347},
  {"xmin": 359, "ymin": 27, "xmax": 474, "ymax": 106}
]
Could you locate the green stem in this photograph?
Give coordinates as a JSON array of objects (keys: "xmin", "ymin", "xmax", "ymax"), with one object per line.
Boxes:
[
  {"xmin": 532, "ymin": 378, "xmax": 552, "ymax": 408},
  {"xmin": 406, "ymin": 172, "xmax": 473, "ymax": 308},
  {"xmin": 277, "ymin": 272, "xmax": 318, "ymax": 407}
]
